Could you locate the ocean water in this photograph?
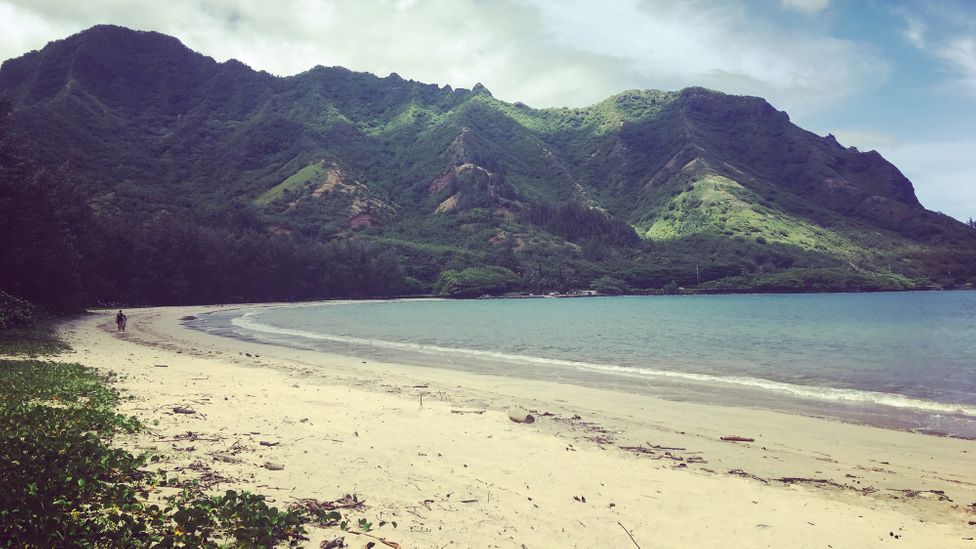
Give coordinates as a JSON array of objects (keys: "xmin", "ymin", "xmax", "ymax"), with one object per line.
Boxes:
[{"xmin": 187, "ymin": 292, "xmax": 976, "ymax": 438}]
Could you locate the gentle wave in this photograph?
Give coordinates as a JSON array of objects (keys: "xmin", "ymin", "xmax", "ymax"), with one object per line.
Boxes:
[{"xmin": 231, "ymin": 313, "xmax": 976, "ymax": 418}]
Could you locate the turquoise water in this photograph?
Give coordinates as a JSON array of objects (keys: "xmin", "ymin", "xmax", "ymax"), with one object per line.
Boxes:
[{"xmin": 189, "ymin": 292, "xmax": 976, "ymax": 438}]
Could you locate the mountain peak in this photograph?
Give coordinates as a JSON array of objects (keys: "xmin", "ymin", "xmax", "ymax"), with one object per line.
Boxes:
[
  {"xmin": 0, "ymin": 24, "xmax": 224, "ymax": 112},
  {"xmin": 74, "ymin": 23, "xmax": 180, "ymax": 43},
  {"xmin": 2, "ymin": 25, "xmax": 972, "ymax": 296},
  {"xmin": 471, "ymin": 82, "xmax": 492, "ymax": 96}
]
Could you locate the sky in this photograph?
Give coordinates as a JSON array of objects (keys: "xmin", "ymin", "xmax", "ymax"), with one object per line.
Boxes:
[{"xmin": 0, "ymin": 0, "xmax": 973, "ymax": 221}]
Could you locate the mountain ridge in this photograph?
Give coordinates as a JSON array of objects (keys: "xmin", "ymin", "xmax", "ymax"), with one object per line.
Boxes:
[{"xmin": 2, "ymin": 24, "xmax": 974, "ymax": 307}]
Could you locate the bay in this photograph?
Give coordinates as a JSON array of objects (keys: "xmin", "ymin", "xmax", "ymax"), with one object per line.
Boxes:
[{"xmin": 189, "ymin": 291, "xmax": 976, "ymax": 438}]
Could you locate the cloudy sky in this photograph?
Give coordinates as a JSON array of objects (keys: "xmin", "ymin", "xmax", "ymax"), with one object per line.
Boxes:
[{"xmin": 0, "ymin": 0, "xmax": 974, "ymax": 221}]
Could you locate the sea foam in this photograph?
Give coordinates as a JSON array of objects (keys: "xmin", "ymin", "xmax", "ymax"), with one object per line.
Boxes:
[{"xmin": 231, "ymin": 312, "xmax": 976, "ymax": 418}]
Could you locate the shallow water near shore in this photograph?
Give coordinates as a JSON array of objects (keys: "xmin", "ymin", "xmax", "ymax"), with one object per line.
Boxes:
[{"xmin": 187, "ymin": 291, "xmax": 976, "ymax": 438}]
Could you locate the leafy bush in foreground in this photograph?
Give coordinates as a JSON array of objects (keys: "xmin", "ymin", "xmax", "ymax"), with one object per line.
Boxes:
[
  {"xmin": 0, "ymin": 359, "xmax": 388, "ymax": 547},
  {"xmin": 0, "ymin": 361, "xmax": 152, "ymax": 545}
]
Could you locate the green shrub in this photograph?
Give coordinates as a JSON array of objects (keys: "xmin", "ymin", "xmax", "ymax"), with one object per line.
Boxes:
[
  {"xmin": 434, "ymin": 266, "xmax": 520, "ymax": 297},
  {"xmin": 590, "ymin": 275, "xmax": 630, "ymax": 295},
  {"xmin": 0, "ymin": 291, "xmax": 37, "ymax": 329},
  {"xmin": 0, "ymin": 360, "xmax": 389, "ymax": 547}
]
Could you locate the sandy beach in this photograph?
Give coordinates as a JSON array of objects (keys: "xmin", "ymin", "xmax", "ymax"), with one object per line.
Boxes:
[{"xmin": 53, "ymin": 304, "xmax": 976, "ymax": 548}]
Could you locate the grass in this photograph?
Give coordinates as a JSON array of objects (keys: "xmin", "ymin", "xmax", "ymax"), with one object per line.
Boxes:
[
  {"xmin": 255, "ymin": 161, "xmax": 328, "ymax": 205},
  {"xmin": 490, "ymin": 89, "xmax": 677, "ymax": 136},
  {"xmin": 641, "ymin": 175, "xmax": 915, "ymax": 267},
  {"xmin": 363, "ymin": 101, "xmax": 449, "ymax": 137}
]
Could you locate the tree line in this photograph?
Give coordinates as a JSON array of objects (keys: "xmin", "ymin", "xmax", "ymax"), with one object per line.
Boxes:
[{"xmin": 0, "ymin": 103, "xmax": 406, "ymax": 314}]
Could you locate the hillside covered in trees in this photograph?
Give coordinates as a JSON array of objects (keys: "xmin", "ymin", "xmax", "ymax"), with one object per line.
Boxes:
[{"xmin": 2, "ymin": 25, "xmax": 975, "ymax": 313}]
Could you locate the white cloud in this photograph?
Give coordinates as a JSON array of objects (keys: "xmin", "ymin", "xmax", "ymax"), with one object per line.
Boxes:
[
  {"xmin": 780, "ymin": 0, "xmax": 831, "ymax": 14},
  {"xmin": 0, "ymin": 0, "xmax": 887, "ymax": 112},
  {"xmin": 902, "ymin": 16, "xmax": 926, "ymax": 49},
  {"xmin": 934, "ymin": 37, "xmax": 976, "ymax": 95},
  {"xmin": 897, "ymin": 5, "xmax": 976, "ymax": 99},
  {"xmin": 0, "ymin": 2, "xmax": 77, "ymax": 60}
]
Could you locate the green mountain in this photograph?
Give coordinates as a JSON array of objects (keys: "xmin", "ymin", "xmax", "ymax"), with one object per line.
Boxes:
[{"xmin": 2, "ymin": 25, "xmax": 975, "ymax": 308}]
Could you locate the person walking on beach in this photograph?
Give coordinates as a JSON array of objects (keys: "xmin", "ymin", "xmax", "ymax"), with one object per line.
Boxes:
[{"xmin": 116, "ymin": 310, "xmax": 127, "ymax": 332}]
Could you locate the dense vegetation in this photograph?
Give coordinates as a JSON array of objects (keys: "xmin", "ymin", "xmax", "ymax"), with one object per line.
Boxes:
[
  {"xmin": 0, "ymin": 101, "xmax": 406, "ymax": 312},
  {"xmin": 1, "ymin": 25, "xmax": 975, "ymax": 312}
]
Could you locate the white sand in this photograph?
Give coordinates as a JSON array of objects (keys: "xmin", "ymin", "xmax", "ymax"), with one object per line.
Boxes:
[{"xmin": 55, "ymin": 305, "xmax": 976, "ymax": 548}]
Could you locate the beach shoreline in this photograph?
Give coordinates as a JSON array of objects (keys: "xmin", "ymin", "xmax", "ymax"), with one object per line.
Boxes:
[
  {"xmin": 190, "ymin": 296, "xmax": 976, "ymax": 440},
  {"xmin": 55, "ymin": 304, "xmax": 976, "ymax": 547}
]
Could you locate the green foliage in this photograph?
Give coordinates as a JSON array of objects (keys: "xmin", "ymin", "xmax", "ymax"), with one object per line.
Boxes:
[
  {"xmin": 527, "ymin": 200, "xmax": 639, "ymax": 247},
  {"xmin": 87, "ymin": 214, "xmax": 409, "ymax": 305},
  {"xmin": 0, "ymin": 360, "xmax": 149, "ymax": 546},
  {"xmin": 162, "ymin": 489, "xmax": 307, "ymax": 547},
  {"xmin": 0, "ymin": 291, "xmax": 37, "ymax": 329},
  {"xmin": 0, "ymin": 304, "xmax": 69, "ymax": 356},
  {"xmin": 590, "ymin": 275, "xmax": 631, "ymax": 295},
  {"xmin": 0, "ymin": 358, "xmax": 392, "ymax": 547},
  {"xmin": 256, "ymin": 161, "xmax": 328, "ymax": 205},
  {"xmin": 0, "ymin": 157, "xmax": 89, "ymax": 313},
  {"xmin": 435, "ymin": 266, "xmax": 520, "ymax": 297},
  {"xmin": 699, "ymin": 267, "xmax": 913, "ymax": 293},
  {"xmin": 643, "ymin": 176, "xmax": 871, "ymax": 256}
]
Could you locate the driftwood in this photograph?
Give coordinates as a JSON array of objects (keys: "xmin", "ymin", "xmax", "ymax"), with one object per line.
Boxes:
[
  {"xmin": 224, "ymin": 440, "xmax": 247, "ymax": 455},
  {"xmin": 720, "ymin": 436, "xmax": 754, "ymax": 442},
  {"xmin": 450, "ymin": 409, "xmax": 486, "ymax": 415},
  {"xmin": 618, "ymin": 521, "xmax": 641, "ymax": 548},
  {"xmin": 728, "ymin": 469, "xmax": 769, "ymax": 484},
  {"xmin": 587, "ymin": 434, "xmax": 615, "ymax": 445},
  {"xmin": 291, "ymin": 494, "xmax": 365, "ymax": 513},
  {"xmin": 721, "ymin": 475, "xmax": 879, "ymax": 496},
  {"xmin": 620, "ymin": 446, "xmax": 656, "ymax": 455},
  {"xmin": 344, "ymin": 530, "xmax": 399, "ymax": 549},
  {"xmin": 775, "ymin": 477, "xmax": 842, "ymax": 487},
  {"xmin": 155, "ymin": 431, "xmax": 221, "ymax": 443},
  {"xmin": 887, "ymin": 488, "xmax": 951, "ymax": 501},
  {"xmin": 173, "ymin": 406, "xmax": 197, "ymax": 414},
  {"xmin": 620, "ymin": 446, "xmax": 701, "ymax": 463},
  {"xmin": 774, "ymin": 477, "xmax": 880, "ymax": 496},
  {"xmin": 182, "ymin": 460, "xmax": 232, "ymax": 488},
  {"xmin": 648, "ymin": 443, "xmax": 686, "ymax": 451}
]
